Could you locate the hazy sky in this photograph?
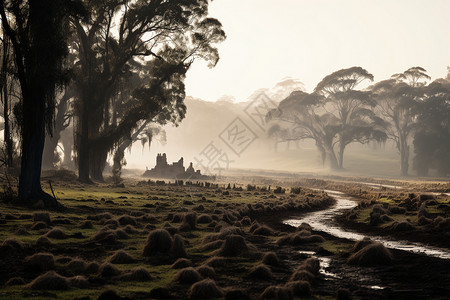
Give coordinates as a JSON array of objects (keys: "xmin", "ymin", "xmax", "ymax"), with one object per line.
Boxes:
[{"xmin": 184, "ymin": 0, "xmax": 450, "ymax": 102}]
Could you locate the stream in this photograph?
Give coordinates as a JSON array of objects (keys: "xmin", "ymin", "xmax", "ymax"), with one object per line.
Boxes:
[{"xmin": 284, "ymin": 189, "xmax": 450, "ymax": 260}]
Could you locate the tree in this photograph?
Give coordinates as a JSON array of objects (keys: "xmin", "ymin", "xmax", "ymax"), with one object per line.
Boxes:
[
  {"xmin": 371, "ymin": 67, "xmax": 430, "ymax": 176},
  {"xmin": 267, "ymin": 67, "xmax": 387, "ymax": 170},
  {"xmin": 0, "ymin": 0, "xmax": 84, "ymax": 207},
  {"xmin": 413, "ymin": 79, "xmax": 450, "ymax": 176},
  {"xmin": 42, "ymin": 87, "xmax": 74, "ymax": 169},
  {"xmin": 314, "ymin": 67, "xmax": 386, "ymax": 169},
  {"xmin": 72, "ymin": 0, "xmax": 225, "ymax": 182}
]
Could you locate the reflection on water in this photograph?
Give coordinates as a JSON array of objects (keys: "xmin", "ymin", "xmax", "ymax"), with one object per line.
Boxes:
[{"xmin": 285, "ymin": 190, "xmax": 450, "ymax": 260}]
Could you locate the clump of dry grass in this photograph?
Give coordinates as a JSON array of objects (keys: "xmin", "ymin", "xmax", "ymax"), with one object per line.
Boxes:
[
  {"xmin": 118, "ymin": 215, "xmax": 137, "ymax": 226},
  {"xmin": 87, "ymin": 212, "xmax": 112, "ymax": 222},
  {"xmin": 108, "ymin": 250, "xmax": 136, "ymax": 264},
  {"xmin": 67, "ymin": 258, "xmax": 88, "ymax": 273},
  {"xmin": 119, "ymin": 267, "xmax": 152, "ymax": 282},
  {"xmin": 79, "ymin": 220, "xmax": 94, "ymax": 229},
  {"xmin": 196, "ymin": 265, "xmax": 216, "ymax": 279},
  {"xmin": 252, "ymin": 224, "xmax": 275, "ymax": 236},
  {"xmin": 33, "ymin": 212, "xmax": 51, "ymax": 225},
  {"xmin": 188, "ymin": 279, "xmax": 223, "ymax": 299},
  {"xmin": 171, "ymin": 234, "xmax": 188, "ymax": 258},
  {"xmin": 45, "ymin": 228, "xmax": 67, "ymax": 239},
  {"xmin": 202, "ymin": 240, "xmax": 224, "ymax": 252},
  {"xmin": 25, "ymin": 252, "xmax": 55, "ymax": 271},
  {"xmin": 285, "ymin": 280, "xmax": 311, "ymax": 297},
  {"xmin": 262, "ymin": 252, "xmax": 280, "ymax": 266},
  {"xmin": 217, "ymin": 235, "xmax": 250, "ymax": 257},
  {"xmin": 99, "ymin": 262, "xmax": 122, "ymax": 277},
  {"xmin": 203, "ymin": 256, "xmax": 227, "ymax": 268},
  {"xmin": 31, "ymin": 221, "xmax": 48, "ymax": 230},
  {"xmin": 289, "ymin": 270, "xmax": 315, "ymax": 283},
  {"xmin": 35, "ymin": 236, "xmax": 52, "ymax": 247},
  {"xmin": 27, "ymin": 271, "xmax": 69, "ymax": 290},
  {"xmin": 85, "ymin": 261, "xmax": 100, "ymax": 274},
  {"xmin": 1, "ymin": 237, "xmax": 25, "ymax": 251},
  {"xmin": 197, "ymin": 214, "xmax": 213, "ymax": 224},
  {"xmin": 260, "ymin": 285, "xmax": 293, "ymax": 300},
  {"xmin": 171, "ymin": 258, "xmax": 193, "ymax": 269},
  {"xmin": 248, "ymin": 264, "xmax": 273, "ymax": 280},
  {"xmin": 143, "ymin": 229, "xmax": 174, "ymax": 257},
  {"xmin": 336, "ymin": 288, "xmax": 352, "ymax": 300},
  {"xmin": 276, "ymin": 232, "xmax": 325, "ymax": 245},
  {"xmin": 68, "ymin": 275, "xmax": 89, "ymax": 288},
  {"xmin": 347, "ymin": 242, "xmax": 393, "ymax": 266},
  {"xmin": 5, "ymin": 277, "xmax": 25, "ymax": 286},
  {"xmin": 174, "ymin": 267, "xmax": 202, "ymax": 284}
]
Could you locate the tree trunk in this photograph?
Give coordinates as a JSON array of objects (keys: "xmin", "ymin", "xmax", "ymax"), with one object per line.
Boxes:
[
  {"xmin": 77, "ymin": 103, "xmax": 91, "ymax": 183},
  {"xmin": 327, "ymin": 150, "xmax": 339, "ymax": 170},
  {"xmin": 1, "ymin": 32, "xmax": 13, "ymax": 168},
  {"xmin": 399, "ymin": 136, "xmax": 409, "ymax": 176},
  {"xmin": 112, "ymin": 141, "xmax": 129, "ymax": 184},
  {"xmin": 89, "ymin": 146, "xmax": 107, "ymax": 182},
  {"xmin": 61, "ymin": 126, "xmax": 74, "ymax": 168},
  {"xmin": 42, "ymin": 88, "xmax": 72, "ymax": 169},
  {"xmin": 42, "ymin": 134, "xmax": 59, "ymax": 169},
  {"xmin": 338, "ymin": 136, "xmax": 345, "ymax": 169},
  {"xmin": 2, "ymin": 81, "xmax": 13, "ymax": 167}
]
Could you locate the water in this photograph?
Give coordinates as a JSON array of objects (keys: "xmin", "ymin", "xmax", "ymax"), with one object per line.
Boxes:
[{"xmin": 284, "ymin": 190, "xmax": 450, "ymax": 260}]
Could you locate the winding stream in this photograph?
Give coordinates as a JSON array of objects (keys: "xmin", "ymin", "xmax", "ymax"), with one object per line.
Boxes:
[{"xmin": 284, "ymin": 189, "xmax": 450, "ymax": 260}]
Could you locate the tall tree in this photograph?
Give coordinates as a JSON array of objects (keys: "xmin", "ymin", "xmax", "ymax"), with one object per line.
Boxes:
[
  {"xmin": 268, "ymin": 67, "xmax": 386, "ymax": 170},
  {"xmin": 314, "ymin": 67, "xmax": 386, "ymax": 169},
  {"xmin": 413, "ymin": 79, "xmax": 450, "ymax": 176},
  {"xmin": 371, "ymin": 67, "xmax": 430, "ymax": 176},
  {"xmin": 72, "ymin": 0, "xmax": 225, "ymax": 183},
  {"xmin": 0, "ymin": 0, "xmax": 84, "ymax": 206}
]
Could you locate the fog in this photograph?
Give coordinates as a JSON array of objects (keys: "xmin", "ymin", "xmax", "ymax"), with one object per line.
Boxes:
[{"xmin": 124, "ymin": 80, "xmax": 402, "ymax": 178}]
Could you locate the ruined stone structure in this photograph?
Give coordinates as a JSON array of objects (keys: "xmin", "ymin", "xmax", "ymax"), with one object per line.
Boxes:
[{"xmin": 143, "ymin": 153, "xmax": 212, "ymax": 180}]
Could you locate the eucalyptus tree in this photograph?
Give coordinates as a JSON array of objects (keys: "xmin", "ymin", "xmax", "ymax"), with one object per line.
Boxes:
[
  {"xmin": 0, "ymin": 0, "xmax": 84, "ymax": 207},
  {"xmin": 413, "ymin": 79, "xmax": 450, "ymax": 176},
  {"xmin": 371, "ymin": 67, "xmax": 430, "ymax": 176},
  {"xmin": 314, "ymin": 67, "xmax": 387, "ymax": 169},
  {"xmin": 72, "ymin": 0, "xmax": 225, "ymax": 182},
  {"xmin": 268, "ymin": 67, "xmax": 386, "ymax": 170}
]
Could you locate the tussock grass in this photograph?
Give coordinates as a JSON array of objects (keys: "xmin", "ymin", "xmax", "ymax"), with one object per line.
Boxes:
[
  {"xmin": 27, "ymin": 271, "xmax": 69, "ymax": 290},
  {"xmin": 174, "ymin": 267, "xmax": 202, "ymax": 284},
  {"xmin": 188, "ymin": 279, "xmax": 223, "ymax": 299},
  {"xmin": 347, "ymin": 241, "xmax": 393, "ymax": 266},
  {"xmin": 109, "ymin": 250, "xmax": 136, "ymax": 264}
]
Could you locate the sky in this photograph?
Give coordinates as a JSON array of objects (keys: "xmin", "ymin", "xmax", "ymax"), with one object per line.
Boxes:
[{"xmin": 184, "ymin": 0, "xmax": 450, "ymax": 102}]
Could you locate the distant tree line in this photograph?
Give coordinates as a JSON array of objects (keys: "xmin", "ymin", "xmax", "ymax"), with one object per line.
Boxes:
[
  {"xmin": 267, "ymin": 66, "xmax": 450, "ymax": 177},
  {"xmin": 0, "ymin": 0, "xmax": 225, "ymax": 207}
]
